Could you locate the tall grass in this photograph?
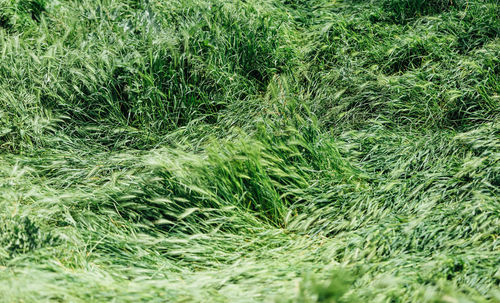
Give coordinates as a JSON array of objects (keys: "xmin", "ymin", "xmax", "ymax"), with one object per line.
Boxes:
[{"xmin": 0, "ymin": 0, "xmax": 499, "ymax": 302}]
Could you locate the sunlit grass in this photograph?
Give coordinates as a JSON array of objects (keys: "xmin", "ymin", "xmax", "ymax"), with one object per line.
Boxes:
[{"xmin": 0, "ymin": 0, "xmax": 498, "ymax": 302}]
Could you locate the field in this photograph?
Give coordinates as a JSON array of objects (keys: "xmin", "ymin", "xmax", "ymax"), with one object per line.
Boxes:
[{"xmin": 0, "ymin": 0, "xmax": 499, "ymax": 301}]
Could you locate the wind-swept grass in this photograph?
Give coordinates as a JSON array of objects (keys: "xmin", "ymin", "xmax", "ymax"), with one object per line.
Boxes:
[{"xmin": 0, "ymin": 0, "xmax": 499, "ymax": 302}]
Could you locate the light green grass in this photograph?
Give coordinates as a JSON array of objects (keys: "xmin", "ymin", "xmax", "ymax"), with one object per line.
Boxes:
[{"xmin": 0, "ymin": 0, "xmax": 499, "ymax": 302}]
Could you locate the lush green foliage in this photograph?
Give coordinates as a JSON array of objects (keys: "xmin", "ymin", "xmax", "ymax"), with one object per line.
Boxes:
[{"xmin": 0, "ymin": 0, "xmax": 498, "ymax": 301}]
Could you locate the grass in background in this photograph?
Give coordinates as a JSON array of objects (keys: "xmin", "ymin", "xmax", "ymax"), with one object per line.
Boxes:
[{"xmin": 0, "ymin": 0, "xmax": 499, "ymax": 302}]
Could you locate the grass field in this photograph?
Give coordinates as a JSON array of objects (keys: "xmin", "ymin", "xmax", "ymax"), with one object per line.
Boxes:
[{"xmin": 0, "ymin": 0, "xmax": 499, "ymax": 301}]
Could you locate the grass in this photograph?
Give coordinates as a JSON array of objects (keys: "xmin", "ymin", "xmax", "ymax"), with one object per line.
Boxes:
[{"xmin": 0, "ymin": 0, "xmax": 499, "ymax": 302}]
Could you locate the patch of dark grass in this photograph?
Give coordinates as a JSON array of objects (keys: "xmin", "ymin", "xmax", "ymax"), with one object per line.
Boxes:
[
  {"xmin": 0, "ymin": 216, "xmax": 58, "ymax": 260},
  {"xmin": 18, "ymin": 0, "xmax": 46, "ymax": 22},
  {"xmin": 381, "ymin": 0, "xmax": 463, "ymax": 23}
]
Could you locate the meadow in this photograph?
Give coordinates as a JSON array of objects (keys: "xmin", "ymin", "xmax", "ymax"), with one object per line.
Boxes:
[{"xmin": 0, "ymin": 0, "xmax": 499, "ymax": 301}]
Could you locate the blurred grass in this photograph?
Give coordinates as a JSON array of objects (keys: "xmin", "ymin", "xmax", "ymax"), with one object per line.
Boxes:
[{"xmin": 0, "ymin": 0, "xmax": 499, "ymax": 302}]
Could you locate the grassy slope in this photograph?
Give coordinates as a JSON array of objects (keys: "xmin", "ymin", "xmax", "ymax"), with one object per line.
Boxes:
[{"xmin": 0, "ymin": 0, "xmax": 499, "ymax": 302}]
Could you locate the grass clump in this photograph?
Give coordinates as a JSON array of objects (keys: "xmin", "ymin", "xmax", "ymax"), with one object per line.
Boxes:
[
  {"xmin": 303, "ymin": 0, "xmax": 499, "ymax": 130},
  {"xmin": 0, "ymin": 0, "xmax": 46, "ymax": 31},
  {"xmin": 0, "ymin": 216, "xmax": 57, "ymax": 261},
  {"xmin": 382, "ymin": 0, "xmax": 462, "ymax": 22}
]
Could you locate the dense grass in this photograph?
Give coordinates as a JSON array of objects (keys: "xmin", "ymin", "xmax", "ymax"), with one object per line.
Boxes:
[{"xmin": 0, "ymin": 0, "xmax": 499, "ymax": 302}]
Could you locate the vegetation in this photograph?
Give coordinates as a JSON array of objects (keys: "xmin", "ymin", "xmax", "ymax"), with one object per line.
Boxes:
[{"xmin": 0, "ymin": 0, "xmax": 498, "ymax": 301}]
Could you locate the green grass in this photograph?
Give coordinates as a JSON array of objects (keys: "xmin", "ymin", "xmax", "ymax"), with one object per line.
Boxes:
[{"xmin": 0, "ymin": 0, "xmax": 499, "ymax": 302}]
